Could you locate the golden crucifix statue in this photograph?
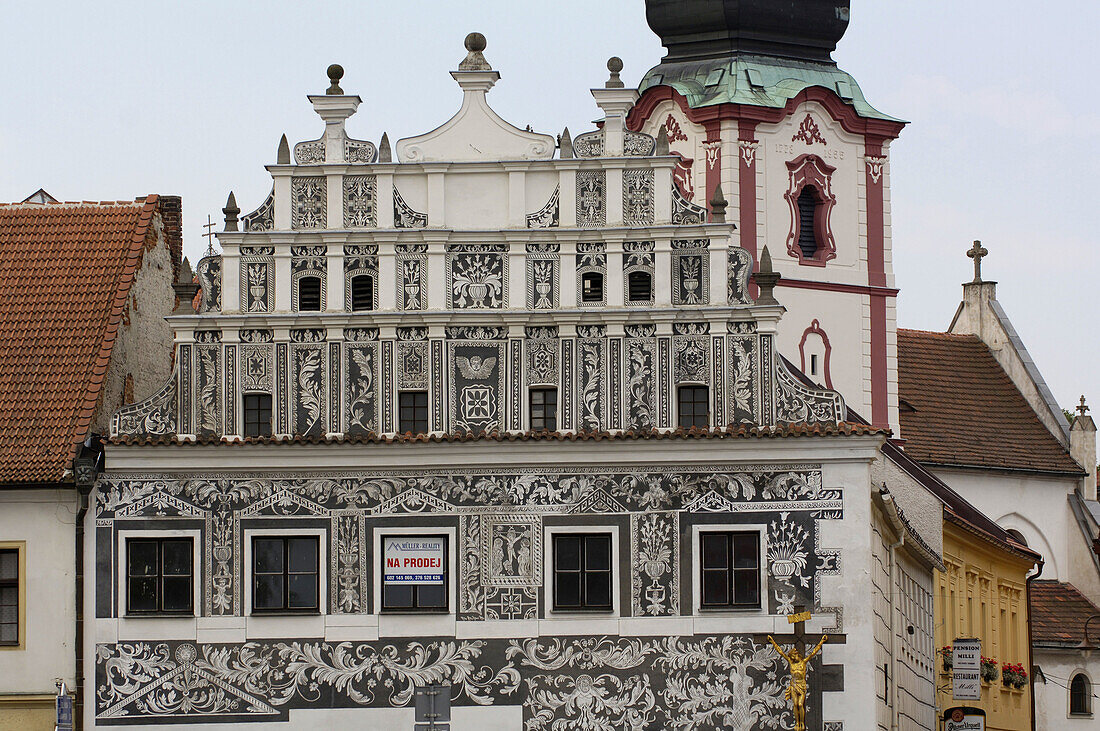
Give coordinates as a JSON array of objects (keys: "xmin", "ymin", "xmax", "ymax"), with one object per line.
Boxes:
[{"xmin": 768, "ymin": 634, "xmax": 828, "ymax": 731}]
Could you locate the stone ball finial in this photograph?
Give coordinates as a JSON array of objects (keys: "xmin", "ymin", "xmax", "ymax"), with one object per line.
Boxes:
[
  {"xmin": 459, "ymin": 32, "xmax": 492, "ymax": 71},
  {"xmin": 606, "ymin": 56, "xmax": 625, "ymax": 88},
  {"xmin": 326, "ymin": 64, "xmax": 344, "ymax": 95},
  {"xmin": 465, "ymin": 32, "xmax": 487, "ymax": 53}
]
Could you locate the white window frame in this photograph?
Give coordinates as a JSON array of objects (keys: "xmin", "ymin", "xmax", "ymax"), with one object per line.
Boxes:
[
  {"xmin": 373, "ymin": 526, "xmax": 456, "ymax": 615},
  {"xmin": 243, "ymin": 528, "xmax": 327, "ymax": 615},
  {"xmin": 117, "ymin": 529, "xmax": 201, "ymax": 618},
  {"xmin": 692, "ymin": 523, "xmax": 768, "ymax": 615},
  {"xmin": 544, "ymin": 525, "xmax": 620, "ymax": 617}
]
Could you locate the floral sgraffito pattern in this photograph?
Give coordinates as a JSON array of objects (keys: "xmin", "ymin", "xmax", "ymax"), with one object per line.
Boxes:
[
  {"xmin": 578, "ymin": 338, "xmax": 604, "ymax": 431},
  {"xmin": 450, "ymin": 251, "xmax": 506, "ymax": 309},
  {"xmin": 625, "ymin": 338, "xmax": 656, "ymax": 431},
  {"xmin": 345, "ymin": 345, "xmax": 377, "ymax": 436},
  {"xmin": 631, "ymin": 512, "xmax": 678, "ymax": 617},
  {"xmin": 293, "ymin": 347, "xmax": 325, "ymax": 436}
]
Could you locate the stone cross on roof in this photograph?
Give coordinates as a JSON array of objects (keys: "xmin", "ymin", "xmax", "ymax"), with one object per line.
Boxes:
[
  {"xmin": 1078, "ymin": 395, "xmax": 1090, "ymax": 417},
  {"xmin": 967, "ymin": 240, "xmax": 988, "ymax": 283}
]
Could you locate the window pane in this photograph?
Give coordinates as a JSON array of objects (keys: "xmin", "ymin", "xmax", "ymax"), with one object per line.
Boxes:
[
  {"xmin": 733, "ymin": 534, "xmax": 758, "ymax": 569},
  {"xmin": 0, "ymin": 551, "xmax": 16, "ymax": 580},
  {"xmin": 702, "ymin": 569, "xmax": 729, "ymax": 606},
  {"xmin": 584, "ymin": 536, "xmax": 611, "ymax": 571},
  {"xmin": 254, "ymin": 539, "xmax": 284, "ymax": 573},
  {"xmin": 128, "ymin": 541, "xmax": 158, "ymax": 577},
  {"xmin": 288, "ymin": 575, "xmax": 318, "ymax": 609},
  {"xmin": 417, "ymin": 584, "xmax": 446, "ymax": 609},
  {"xmin": 584, "ymin": 571, "xmax": 612, "ymax": 608},
  {"xmin": 128, "ymin": 578, "xmax": 158, "ymax": 612},
  {"xmin": 384, "ymin": 584, "xmax": 414, "ymax": 609},
  {"xmin": 555, "ymin": 571, "xmax": 581, "ymax": 608},
  {"xmin": 162, "ymin": 577, "xmax": 192, "ymax": 612},
  {"xmin": 701, "ymin": 533, "xmax": 729, "ymax": 570},
  {"xmin": 288, "ymin": 538, "xmax": 318, "ymax": 574},
  {"xmin": 298, "ymin": 276, "xmax": 322, "ymax": 311},
  {"xmin": 254, "ymin": 575, "xmax": 284, "ymax": 610},
  {"xmin": 162, "ymin": 540, "xmax": 191, "ymax": 577},
  {"xmin": 0, "ymin": 586, "xmax": 15, "ymax": 609},
  {"xmin": 0, "ymin": 623, "xmax": 15, "ymax": 643},
  {"xmin": 555, "ymin": 536, "xmax": 581, "ymax": 571},
  {"xmin": 734, "ymin": 569, "xmax": 759, "ymax": 606}
]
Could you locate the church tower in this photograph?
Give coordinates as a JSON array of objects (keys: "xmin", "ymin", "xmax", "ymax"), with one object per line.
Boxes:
[{"xmin": 629, "ymin": 0, "xmax": 905, "ymax": 431}]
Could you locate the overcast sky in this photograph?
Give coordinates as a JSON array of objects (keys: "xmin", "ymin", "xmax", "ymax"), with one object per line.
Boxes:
[{"xmin": 1, "ymin": 1, "xmax": 1096, "ymax": 413}]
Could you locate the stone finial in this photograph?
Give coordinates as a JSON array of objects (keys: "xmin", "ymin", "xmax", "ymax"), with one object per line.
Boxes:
[
  {"xmin": 379, "ymin": 132, "xmax": 392, "ymax": 163},
  {"xmin": 223, "ymin": 191, "xmax": 240, "ymax": 233},
  {"xmin": 1079, "ymin": 396, "xmax": 1091, "ymax": 418},
  {"xmin": 172, "ymin": 257, "xmax": 200, "ymax": 315},
  {"xmin": 277, "ymin": 134, "xmax": 291, "ymax": 164},
  {"xmin": 753, "ymin": 246, "xmax": 782, "ymax": 306},
  {"xmin": 655, "ymin": 127, "xmax": 669, "ymax": 156},
  {"xmin": 560, "ymin": 127, "xmax": 574, "ymax": 159},
  {"xmin": 606, "ymin": 56, "xmax": 625, "ymax": 88},
  {"xmin": 459, "ymin": 32, "xmax": 492, "ymax": 71},
  {"xmin": 326, "ymin": 64, "xmax": 344, "ymax": 95},
  {"xmin": 967, "ymin": 240, "xmax": 988, "ymax": 283},
  {"xmin": 710, "ymin": 184, "xmax": 728, "ymax": 223}
]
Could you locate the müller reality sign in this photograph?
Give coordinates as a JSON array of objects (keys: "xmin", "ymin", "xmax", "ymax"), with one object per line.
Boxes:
[
  {"xmin": 943, "ymin": 706, "xmax": 985, "ymax": 731},
  {"xmin": 383, "ymin": 536, "xmax": 445, "ymax": 584}
]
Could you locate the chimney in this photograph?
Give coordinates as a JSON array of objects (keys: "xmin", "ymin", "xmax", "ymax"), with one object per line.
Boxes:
[
  {"xmin": 157, "ymin": 195, "xmax": 183, "ymax": 280},
  {"xmin": 1071, "ymin": 397, "xmax": 1097, "ymax": 500}
]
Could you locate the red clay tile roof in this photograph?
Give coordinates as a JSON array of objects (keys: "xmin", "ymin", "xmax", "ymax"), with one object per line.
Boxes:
[
  {"xmin": 897, "ymin": 329, "xmax": 1082, "ymax": 475},
  {"xmin": 1030, "ymin": 581, "xmax": 1100, "ymax": 646},
  {"xmin": 0, "ymin": 196, "xmax": 161, "ymax": 484}
]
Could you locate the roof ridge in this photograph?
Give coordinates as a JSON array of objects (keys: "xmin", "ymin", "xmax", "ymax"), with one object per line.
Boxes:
[
  {"xmin": 897, "ymin": 328, "xmax": 979, "ymax": 340},
  {"xmin": 0, "ymin": 199, "xmax": 148, "ymax": 209}
]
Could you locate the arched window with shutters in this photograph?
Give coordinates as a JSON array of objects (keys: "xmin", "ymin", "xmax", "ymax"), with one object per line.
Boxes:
[
  {"xmin": 1070, "ymin": 673, "xmax": 1092, "ymax": 716},
  {"xmin": 784, "ymin": 154, "xmax": 837, "ymax": 266},
  {"xmin": 296, "ymin": 275, "xmax": 322, "ymax": 312},
  {"xmin": 350, "ymin": 274, "xmax": 374, "ymax": 312},
  {"xmin": 627, "ymin": 270, "xmax": 652, "ymax": 304}
]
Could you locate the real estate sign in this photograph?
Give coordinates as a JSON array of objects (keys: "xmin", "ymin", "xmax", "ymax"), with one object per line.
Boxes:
[
  {"xmin": 383, "ymin": 536, "xmax": 445, "ymax": 584},
  {"xmin": 951, "ymin": 639, "xmax": 981, "ymax": 701}
]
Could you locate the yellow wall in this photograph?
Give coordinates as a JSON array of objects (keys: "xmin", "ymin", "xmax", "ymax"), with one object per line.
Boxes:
[
  {"xmin": 0, "ymin": 695, "xmax": 56, "ymax": 731},
  {"xmin": 935, "ymin": 520, "xmax": 1034, "ymax": 730}
]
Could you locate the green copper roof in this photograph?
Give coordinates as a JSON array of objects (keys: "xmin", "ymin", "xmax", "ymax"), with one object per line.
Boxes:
[{"xmin": 639, "ymin": 55, "xmax": 903, "ymax": 123}]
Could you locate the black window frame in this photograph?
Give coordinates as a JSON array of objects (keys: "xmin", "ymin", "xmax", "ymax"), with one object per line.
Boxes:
[
  {"xmin": 398, "ymin": 391, "xmax": 429, "ymax": 435},
  {"xmin": 125, "ymin": 537, "xmax": 195, "ymax": 616},
  {"xmin": 0, "ymin": 548, "xmax": 19, "ymax": 646},
  {"xmin": 243, "ymin": 393, "xmax": 273, "ymax": 438},
  {"xmin": 1070, "ymin": 673, "xmax": 1092, "ymax": 716},
  {"xmin": 250, "ymin": 536, "xmax": 321, "ymax": 614},
  {"xmin": 626, "ymin": 270, "xmax": 653, "ymax": 303},
  {"xmin": 796, "ymin": 185, "xmax": 821, "ymax": 260},
  {"xmin": 297, "ymin": 275, "xmax": 323, "ymax": 312},
  {"xmin": 677, "ymin": 384, "xmax": 709, "ymax": 429},
  {"xmin": 580, "ymin": 272, "xmax": 604, "ymax": 303},
  {"xmin": 529, "ymin": 387, "xmax": 558, "ymax": 432},
  {"xmin": 699, "ymin": 530, "xmax": 762, "ymax": 610},
  {"xmin": 552, "ymin": 533, "xmax": 613, "ymax": 613},
  {"xmin": 350, "ymin": 274, "xmax": 374, "ymax": 312},
  {"xmin": 380, "ymin": 535, "xmax": 450, "ymax": 613}
]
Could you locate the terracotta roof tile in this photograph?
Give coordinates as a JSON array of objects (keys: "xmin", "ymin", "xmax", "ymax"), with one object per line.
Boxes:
[
  {"xmin": 1030, "ymin": 581, "xmax": 1100, "ymax": 646},
  {"xmin": 897, "ymin": 329, "xmax": 1082, "ymax": 475},
  {"xmin": 0, "ymin": 197, "xmax": 160, "ymax": 484}
]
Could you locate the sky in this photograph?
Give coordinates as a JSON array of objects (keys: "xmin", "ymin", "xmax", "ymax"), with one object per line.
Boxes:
[{"xmin": 1, "ymin": 0, "xmax": 1096, "ymax": 413}]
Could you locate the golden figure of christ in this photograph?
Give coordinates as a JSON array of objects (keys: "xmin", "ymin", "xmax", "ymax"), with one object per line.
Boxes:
[{"xmin": 768, "ymin": 634, "xmax": 828, "ymax": 731}]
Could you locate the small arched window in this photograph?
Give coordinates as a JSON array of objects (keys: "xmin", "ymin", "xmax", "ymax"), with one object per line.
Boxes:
[
  {"xmin": 1071, "ymin": 673, "xmax": 1092, "ymax": 716},
  {"xmin": 797, "ymin": 186, "xmax": 820, "ymax": 260},
  {"xmin": 350, "ymin": 274, "xmax": 374, "ymax": 312},
  {"xmin": 581, "ymin": 272, "xmax": 604, "ymax": 303},
  {"xmin": 627, "ymin": 271, "xmax": 652, "ymax": 303},
  {"xmin": 297, "ymin": 276, "xmax": 322, "ymax": 312}
]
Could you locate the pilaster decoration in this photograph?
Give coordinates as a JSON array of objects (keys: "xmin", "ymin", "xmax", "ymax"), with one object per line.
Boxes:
[
  {"xmin": 525, "ymin": 327, "xmax": 559, "ymax": 387},
  {"xmin": 345, "ymin": 340, "xmax": 379, "ymax": 436},
  {"xmin": 290, "ymin": 332, "xmax": 327, "ymax": 437},
  {"xmin": 109, "ymin": 375, "xmax": 177, "ymax": 438},
  {"xmin": 240, "ymin": 329, "xmax": 273, "ymax": 343},
  {"xmin": 792, "ymin": 113, "xmax": 827, "ymax": 146},
  {"xmin": 526, "ymin": 243, "xmax": 559, "ymax": 310},
  {"xmin": 446, "ymin": 243, "xmax": 507, "ymax": 309},
  {"xmin": 631, "ymin": 512, "xmax": 679, "ymax": 616},
  {"xmin": 623, "ymin": 169, "xmax": 655, "ymax": 226},
  {"xmin": 194, "ymin": 333, "xmax": 222, "ymax": 438},
  {"xmin": 576, "ymin": 329, "xmax": 605, "ymax": 431},
  {"xmin": 397, "ymin": 327, "xmax": 428, "ymax": 341},
  {"xmin": 575, "ymin": 242, "xmax": 606, "ymax": 307},
  {"xmin": 445, "ymin": 326, "xmax": 507, "ymax": 341},
  {"xmin": 195, "ymin": 254, "xmax": 222, "ymax": 313},
  {"xmin": 343, "ymin": 244, "xmax": 379, "ymax": 312},
  {"xmin": 293, "ymin": 137, "xmax": 325, "ymax": 164},
  {"xmin": 572, "ymin": 130, "xmax": 604, "ymax": 158},
  {"xmin": 526, "ymin": 186, "xmax": 559, "ymax": 228},
  {"xmin": 343, "ymin": 176, "xmax": 378, "ymax": 228},
  {"xmin": 865, "ymin": 156, "xmax": 887, "ymax": 184},
  {"xmin": 448, "ymin": 338, "xmax": 507, "ymax": 435},
  {"xmin": 704, "ymin": 140, "xmax": 722, "ymax": 171},
  {"xmin": 241, "ymin": 187, "xmax": 275, "ymax": 232},
  {"xmin": 671, "ymin": 184, "xmax": 707, "ymax": 225},
  {"xmin": 784, "ymin": 154, "xmax": 838, "ymax": 265},
  {"xmin": 624, "ymin": 131, "xmax": 657, "ymax": 157},
  {"xmin": 625, "ymin": 332, "xmax": 657, "ymax": 431},
  {"xmin": 330, "ymin": 512, "xmax": 367, "ymax": 614},
  {"xmin": 727, "ymin": 333, "xmax": 759, "ymax": 425},
  {"xmin": 623, "ymin": 241, "xmax": 655, "ymax": 307},
  {"xmin": 396, "ymin": 243, "xmax": 427, "ymax": 311},
  {"xmin": 673, "ymin": 333, "xmax": 711, "ymax": 386},
  {"xmin": 671, "ymin": 239, "xmax": 709, "ymax": 306},
  {"xmin": 727, "ymin": 248, "xmax": 754, "ymax": 305},
  {"xmin": 576, "ymin": 171, "xmax": 607, "ymax": 228},
  {"xmin": 344, "ymin": 137, "xmax": 378, "ymax": 164},
  {"xmin": 393, "ymin": 187, "xmax": 428, "ymax": 229},
  {"xmin": 774, "ymin": 356, "xmax": 844, "ymax": 426},
  {"xmin": 240, "ymin": 332, "xmax": 273, "ymax": 393},
  {"xmin": 739, "ymin": 140, "xmax": 759, "ymax": 167},
  {"xmin": 291, "ymin": 246, "xmax": 327, "ymax": 312},
  {"xmin": 291, "ymin": 177, "xmax": 327, "ymax": 230}
]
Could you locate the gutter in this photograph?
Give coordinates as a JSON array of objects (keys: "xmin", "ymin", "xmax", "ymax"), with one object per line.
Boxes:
[
  {"xmin": 1026, "ymin": 556, "xmax": 1044, "ymax": 731},
  {"xmin": 73, "ymin": 441, "xmax": 103, "ymax": 731},
  {"xmin": 879, "ymin": 486, "xmax": 905, "ymax": 731}
]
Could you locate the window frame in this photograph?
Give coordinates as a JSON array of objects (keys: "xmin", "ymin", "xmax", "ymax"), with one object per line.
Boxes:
[
  {"xmin": 296, "ymin": 274, "xmax": 324, "ymax": 312},
  {"xmin": 398, "ymin": 390, "xmax": 430, "ymax": 435},
  {"xmin": 579, "ymin": 271, "xmax": 605, "ymax": 305},
  {"xmin": 0, "ymin": 542, "xmax": 25, "ymax": 650},
  {"xmin": 691, "ymin": 524, "xmax": 767, "ymax": 615},
  {"xmin": 350, "ymin": 273, "xmax": 375, "ymax": 312},
  {"xmin": 544, "ymin": 526, "xmax": 619, "ymax": 617},
  {"xmin": 117, "ymin": 531, "xmax": 200, "ymax": 619},
  {"xmin": 243, "ymin": 392, "xmax": 273, "ymax": 438},
  {"xmin": 529, "ymin": 387, "xmax": 558, "ymax": 432},
  {"xmin": 677, "ymin": 384, "xmax": 710, "ymax": 430},
  {"xmin": 244, "ymin": 529, "xmax": 326, "ymax": 616},
  {"xmin": 626, "ymin": 269, "xmax": 653, "ymax": 304},
  {"xmin": 374, "ymin": 527, "xmax": 456, "ymax": 615},
  {"xmin": 1070, "ymin": 672, "xmax": 1093, "ymax": 717}
]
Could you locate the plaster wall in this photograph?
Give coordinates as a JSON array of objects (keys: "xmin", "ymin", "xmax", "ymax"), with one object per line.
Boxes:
[
  {"xmin": 1033, "ymin": 650, "xmax": 1100, "ymax": 730},
  {"xmin": 870, "ymin": 455, "xmax": 944, "ymax": 559}
]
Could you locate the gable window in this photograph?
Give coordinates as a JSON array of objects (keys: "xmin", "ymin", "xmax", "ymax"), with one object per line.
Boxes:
[
  {"xmin": 581, "ymin": 272, "xmax": 604, "ymax": 304},
  {"xmin": 398, "ymin": 391, "xmax": 429, "ymax": 435},
  {"xmin": 677, "ymin": 385, "xmax": 709, "ymax": 429},
  {"xmin": 530, "ymin": 388, "xmax": 557, "ymax": 432},
  {"xmin": 0, "ymin": 548, "xmax": 20, "ymax": 645},
  {"xmin": 627, "ymin": 270, "xmax": 653, "ymax": 303},
  {"xmin": 126, "ymin": 538, "xmax": 194, "ymax": 615},
  {"xmin": 796, "ymin": 186, "xmax": 820, "ymax": 260},
  {"xmin": 243, "ymin": 393, "xmax": 272, "ymax": 438},
  {"xmin": 1071, "ymin": 673, "xmax": 1092, "ymax": 716},
  {"xmin": 252, "ymin": 536, "xmax": 320, "ymax": 613},
  {"xmin": 381, "ymin": 535, "xmax": 448, "ymax": 611},
  {"xmin": 297, "ymin": 276, "xmax": 322, "ymax": 312},
  {"xmin": 350, "ymin": 274, "xmax": 374, "ymax": 312},
  {"xmin": 700, "ymin": 531, "xmax": 761, "ymax": 609},
  {"xmin": 552, "ymin": 533, "xmax": 612, "ymax": 611}
]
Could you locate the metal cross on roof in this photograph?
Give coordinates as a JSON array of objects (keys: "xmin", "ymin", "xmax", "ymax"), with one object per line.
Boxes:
[
  {"xmin": 202, "ymin": 215, "xmax": 217, "ymax": 257},
  {"xmin": 1078, "ymin": 395, "xmax": 1090, "ymax": 417},
  {"xmin": 967, "ymin": 240, "xmax": 988, "ymax": 283}
]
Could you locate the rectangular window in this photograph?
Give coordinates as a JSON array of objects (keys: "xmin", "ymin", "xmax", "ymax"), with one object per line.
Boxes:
[
  {"xmin": 243, "ymin": 393, "xmax": 273, "ymax": 438},
  {"xmin": 677, "ymin": 385, "xmax": 709, "ymax": 429},
  {"xmin": 529, "ymin": 388, "xmax": 558, "ymax": 432},
  {"xmin": 126, "ymin": 538, "xmax": 194, "ymax": 615},
  {"xmin": 553, "ymin": 533, "xmax": 612, "ymax": 611},
  {"xmin": 700, "ymin": 531, "xmax": 760, "ymax": 609},
  {"xmin": 0, "ymin": 549, "xmax": 18, "ymax": 645},
  {"xmin": 252, "ymin": 537, "xmax": 320, "ymax": 613},
  {"xmin": 581, "ymin": 272, "xmax": 604, "ymax": 303},
  {"xmin": 381, "ymin": 535, "xmax": 448, "ymax": 611},
  {"xmin": 398, "ymin": 391, "xmax": 429, "ymax": 434}
]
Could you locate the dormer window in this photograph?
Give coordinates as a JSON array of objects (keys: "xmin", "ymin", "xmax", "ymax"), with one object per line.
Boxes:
[
  {"xmin": 796, "ymin": 186, "xmax": 820, "ymax": 260},
  {"xmin": 581, "ymin": 272, "xmax": 604, "ymax": 303},
  {"xmin": 350, "ymin": 274, "xmax": 374, "ymax": 312},
  {"xmin": 297, "ymin": 276, "xmax": 322, "ymax": 312},
  {"xmin": 627, "ymin": 271, "xmax": 653, "ymax": 304}
]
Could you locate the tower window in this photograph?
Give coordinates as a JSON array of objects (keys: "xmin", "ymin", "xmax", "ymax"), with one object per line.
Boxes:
[
  {"xmin": 581, "ymin": 272, "xmax": 604, "ymax": 303},
  {"xmin": 810, "ymin": 354, "xmax": 819, "ymax": 376},
  {"xmin": 350, "ymin": 274, "xmax": 374, "ymax": 312},
  {"xmin": 297, "ymin": 276, "xmax": 322, "ymax": 312},
  {"xmin": 797, "ymin": 187, "xmax": 819, "ymax": 260},
  {"xmin": 243, "ymin": 394, "xmax": 272, "ymax": 438},
  {"xmin": 627, "ymin": 271, "xmax": 653, "ymax": 303}
]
